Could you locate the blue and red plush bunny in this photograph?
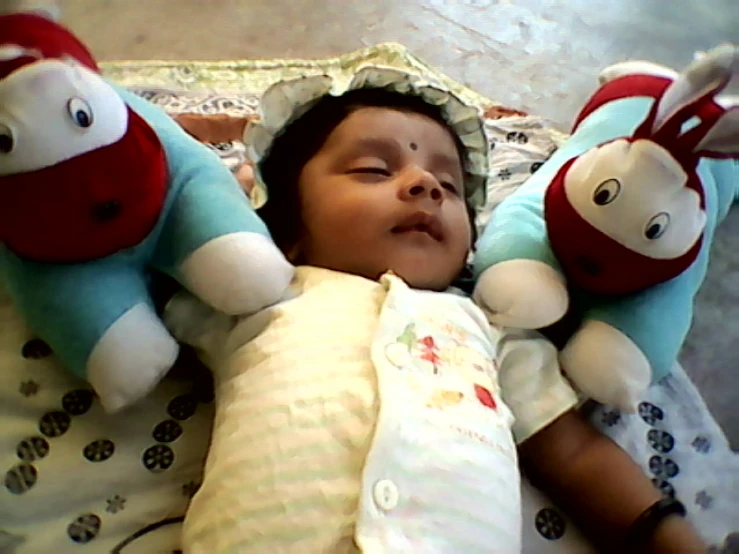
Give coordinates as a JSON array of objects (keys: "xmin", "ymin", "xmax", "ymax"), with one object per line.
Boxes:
[
  {"xmin": 0, "ymin": 11, "xmax": 293, "ymax": 412},
  {"xmin": 474, "ymin": 44, "xmax": 738, "ymax": 411}
]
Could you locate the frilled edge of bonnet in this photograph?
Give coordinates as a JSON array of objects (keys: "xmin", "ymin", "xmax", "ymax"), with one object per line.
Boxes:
[{"xmin": 244, "ymin": 65, "xmax": 489, "ymax": 210}]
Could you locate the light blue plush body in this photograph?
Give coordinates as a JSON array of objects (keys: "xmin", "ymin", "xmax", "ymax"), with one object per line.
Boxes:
[
  {"xmin": 1, "ymin": 87, "xmax": 269, "ymax": 378},
  {"xmin": 474, "ymin": 96, "xmax": 738, "ymax": 381}
]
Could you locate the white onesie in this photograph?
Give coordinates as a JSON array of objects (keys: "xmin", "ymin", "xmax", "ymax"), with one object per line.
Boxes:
[{"xmin": 165, "ymin": 266, "xmax": 578, "ymax": 553}]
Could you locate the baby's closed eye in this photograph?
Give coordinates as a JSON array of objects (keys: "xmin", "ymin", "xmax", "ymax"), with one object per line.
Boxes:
[
  {"xmin": 440, "ymin": 179, "xmax": 461, "ymax": 195},
  {"xmin": 348, "ymin": 166, "xmax": 391, "ymax": 176},
  {"xmin": 346, "ymin": 165, "xmax": 392, "ymax": 183}
]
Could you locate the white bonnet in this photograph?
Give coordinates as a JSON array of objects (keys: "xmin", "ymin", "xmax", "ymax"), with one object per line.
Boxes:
[{"xmin": 244, "ymin": 65, "xmax": 490, "ymax": 210}]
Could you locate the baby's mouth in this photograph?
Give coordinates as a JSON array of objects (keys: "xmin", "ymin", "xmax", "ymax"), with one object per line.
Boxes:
[{"xmin": 391, "ymin": 212, "xmax": 443, "ymax": 242}]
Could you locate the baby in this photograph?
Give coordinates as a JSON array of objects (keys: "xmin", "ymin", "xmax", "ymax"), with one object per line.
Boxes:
[{"xmin": 165, "ymin": 69, "xmax": 705, "ymax": 553}]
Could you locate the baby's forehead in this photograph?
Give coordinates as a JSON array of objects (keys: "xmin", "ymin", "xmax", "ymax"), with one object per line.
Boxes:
[{"xmin": 327, "ymin": 106, "xmax": 462, "ymax": 157}]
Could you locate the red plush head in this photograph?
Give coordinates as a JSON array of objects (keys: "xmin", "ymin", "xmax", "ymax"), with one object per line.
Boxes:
[
  {"xmin": 545, "ymin": 46, "xmax": 739, "ymax": 296},
  {"xmin": 0, "ymin": 12, "xmax": 168, "ymax": 263},
  {"xmin": 0, "ymin": 13, "xmax": 97, "ymax": 78},
  {"xmin": 545, "ymin": 157, "xmax": 704, "ymax": 295}
]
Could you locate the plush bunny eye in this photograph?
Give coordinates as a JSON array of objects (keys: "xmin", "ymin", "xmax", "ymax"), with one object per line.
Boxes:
[
  {"xmin": 593, "ymin": 178, "xmax": 621, "ymax": 205},
  {"xmin": 67, "ymin": 97, "xmax": 94, "ymax": 128},
  {"xmin": 645, "ymin": 212, "xmax": 670, "ymax": 240},
  {"xmin": 0, "ymin": 123, "xmax": 13, "ymax": 154}
]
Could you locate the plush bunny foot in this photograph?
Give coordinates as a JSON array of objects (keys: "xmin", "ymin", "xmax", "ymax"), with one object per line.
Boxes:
[
  {"xmin": 179, "ymin": 232, "xmax": 294, "ymax": 316},
  {"xmin": 560, "ymin": 320, "xmax": 651, "ymax": 413},
  {"xmin": 87, "ymin": 303, "xmax": 180, "ymax": 413},
  {"xmin": 473, "ymin": 260, "xmax": 569, "ymax": 329}
]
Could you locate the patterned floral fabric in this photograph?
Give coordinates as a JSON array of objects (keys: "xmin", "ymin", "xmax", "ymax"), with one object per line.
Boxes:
[{"xmin": 0, "ymin": 282, "xmax": 213, "ymax": 553}]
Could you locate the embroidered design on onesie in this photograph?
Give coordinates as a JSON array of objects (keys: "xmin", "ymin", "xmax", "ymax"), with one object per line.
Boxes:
[{"xmin": 383, "ymin": 320, "xmax": 499, "ymax": 413}]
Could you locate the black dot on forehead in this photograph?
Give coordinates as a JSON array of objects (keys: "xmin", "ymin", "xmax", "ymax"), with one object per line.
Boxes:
[{"xmin": 409, "ymin": 142, "xmax": 418, "ymax": 150}]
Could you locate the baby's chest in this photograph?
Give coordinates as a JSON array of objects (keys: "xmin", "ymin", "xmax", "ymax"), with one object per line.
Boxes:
[
  {"xmin": 371, "ymin": 285, "xmax": 514, "ymax": 451},
  {"xmin": 225, "ymin": 278, "xmax": 511, "ymax": 436}
]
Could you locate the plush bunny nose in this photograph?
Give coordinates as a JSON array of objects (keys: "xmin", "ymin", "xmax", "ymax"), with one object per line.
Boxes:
[
  {"xmin": 575, "ymin": 255, "xmax": 602, "ymax": 277},
  {"xmin": 92, "ymin": 200, "xmax": 122, "ymax": 223}
]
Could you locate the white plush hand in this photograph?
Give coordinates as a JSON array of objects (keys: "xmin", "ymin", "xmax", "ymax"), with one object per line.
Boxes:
[
  {"xmin": 473, "ymin": 259, "xmax": 569, "ymax": 329},
  {"xmin": 87, "ymin": 303, "xmax": 180, "ymax": 413},
  {"xmin": 179, "ymin": 231, "xmax": 295, "ymax": 316},
  {"xmin": 560, "ymin": 319, "xmax": 652, "ymax": 413}
]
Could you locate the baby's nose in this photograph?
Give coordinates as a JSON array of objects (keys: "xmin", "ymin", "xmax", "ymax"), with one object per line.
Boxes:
[{"xmin": 399, "ymin": 169, "xmax": 443, "ymax": 203}]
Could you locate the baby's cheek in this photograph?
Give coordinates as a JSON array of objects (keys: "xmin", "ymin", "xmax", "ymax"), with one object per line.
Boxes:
[{"xmin": 451, "ymin": 209, "xmax": 474, "ymax": 249}]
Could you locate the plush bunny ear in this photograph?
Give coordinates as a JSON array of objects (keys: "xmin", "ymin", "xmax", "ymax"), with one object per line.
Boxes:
[
  {"xmin": 0, "ymin": 44, "xmax": 40, "ymax": 61},
  {"xmin": 0, "ymin": 0, "xmax": 59, "ymax": 20},
  {"xmin": 682, "ymin": 107, "xmax": 739, "ymax": 158},
  {"xmin": 598, "ymin": 60, "xmax": 678, "ymax": 85},
  {"xmin": 650, "ymin": 43, "xmax": 738, "ymax": 137},
  {"xmin": 715, "ymin": 95, "xmax": 739, "ymax": 110}
]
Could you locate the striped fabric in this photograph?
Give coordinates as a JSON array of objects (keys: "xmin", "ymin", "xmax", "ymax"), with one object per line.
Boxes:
[
  {"xmin": 165, "ymin": 267, "xmax": 578, "ymax": 553},
  {"xmin": 173, "ymin": 268, "xmax": 382, "ymax": 553}
]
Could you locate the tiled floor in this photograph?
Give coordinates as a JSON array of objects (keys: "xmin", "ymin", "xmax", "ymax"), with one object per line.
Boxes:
[{"xmin": 59, "ymin": 0, "xmax": 738, "ymax": 447}]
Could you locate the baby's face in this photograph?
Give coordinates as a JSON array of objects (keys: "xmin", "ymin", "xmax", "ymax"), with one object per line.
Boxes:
[{"xmin": 296, "ymin": 107, "xmax": 471, "ymax": 290}]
